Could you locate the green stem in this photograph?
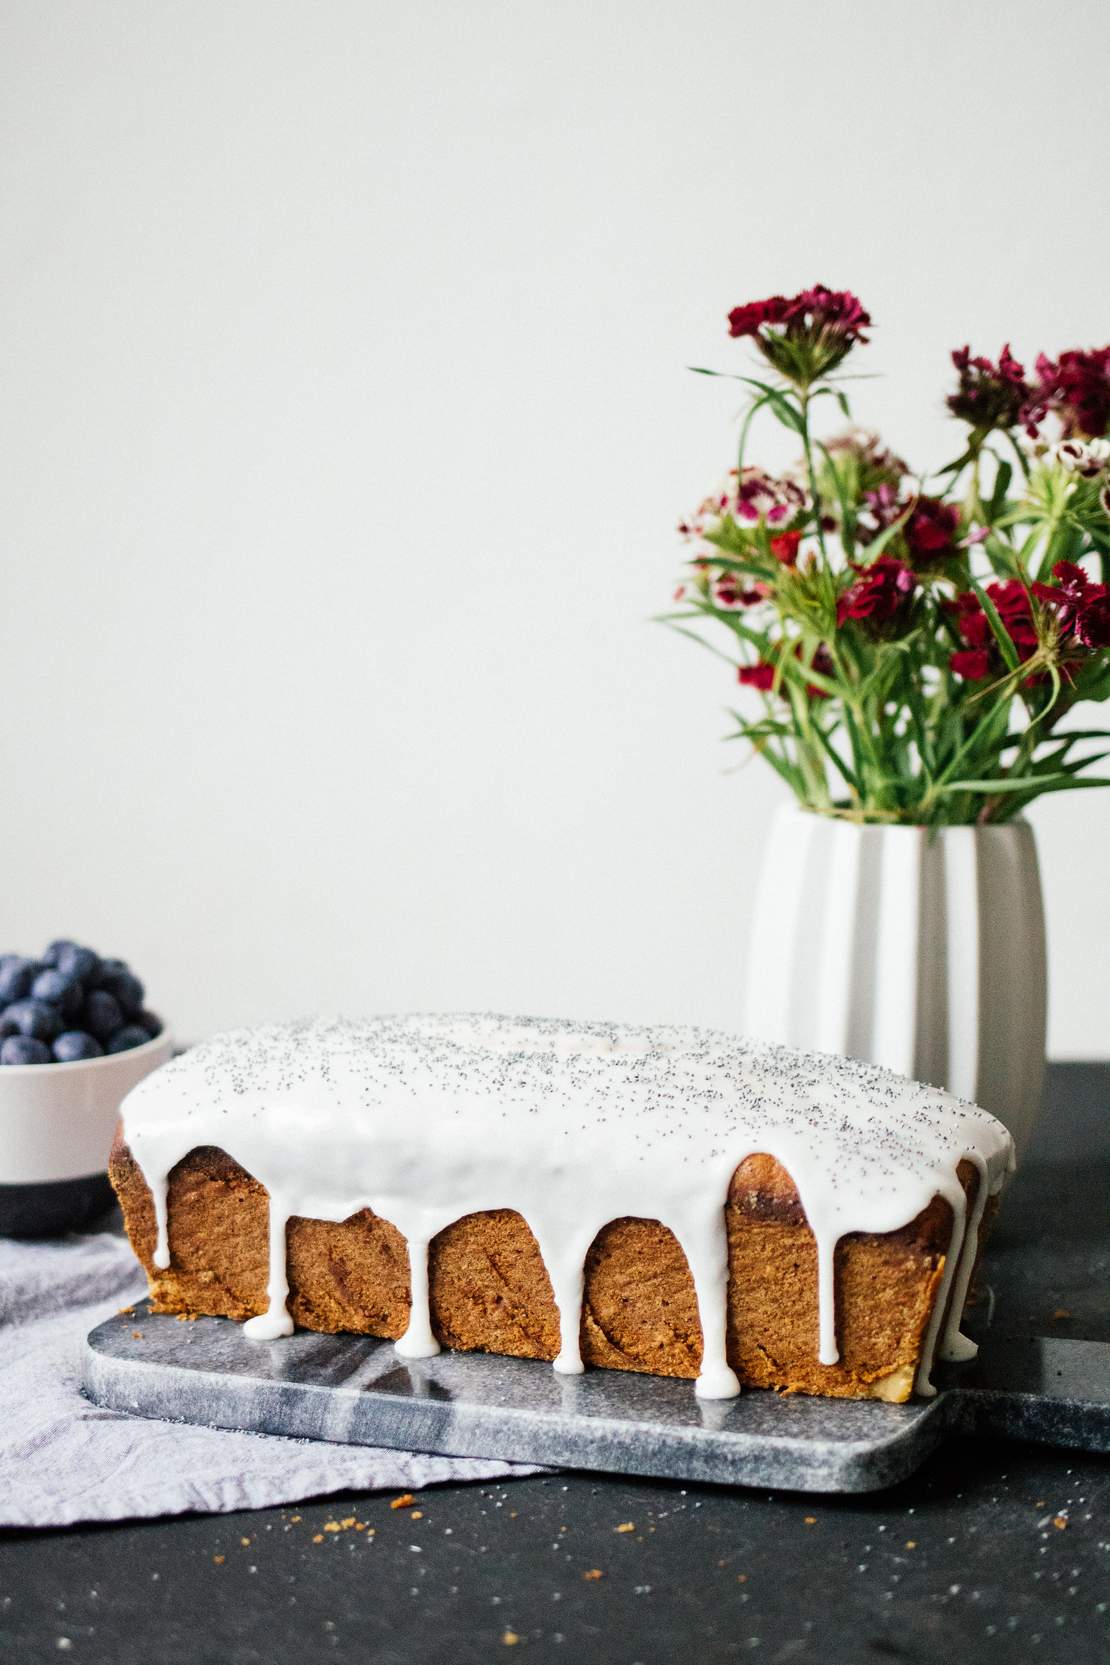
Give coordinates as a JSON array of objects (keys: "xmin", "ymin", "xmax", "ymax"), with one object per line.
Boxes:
[{"xmin": 799, "ymin": 391, "xmax": 830, "ymax": 570}]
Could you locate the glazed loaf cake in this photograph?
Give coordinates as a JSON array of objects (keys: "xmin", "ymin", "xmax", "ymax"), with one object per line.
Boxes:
[{"xmin": 110, "ymin": 1014, "xmax": 1014, "ymax": 1402}]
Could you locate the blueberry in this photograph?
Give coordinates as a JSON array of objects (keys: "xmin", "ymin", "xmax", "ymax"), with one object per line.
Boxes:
[
  {"xmin": 42, "ymin": 938, "xmax": 79, "ymax": 968},
  {"xmin": 2, "ymin": 999, "xmax": 64, "ymax": 1042},
  {"xmin": 0, "ymin": 1006, "xmax": 22, "ymax": 1038},
  {"xmin": 57, "ymin": 944, "xmax": 101, "ymax": 984},
  {"xmin": 0, "ymin": 1034, "xmax": 52, "ymax": 1065},
  {"xmin": 53, "ymin": 1030, "xmax": 105, "ymax": 1062},
  {"xmin": 98, "ymin": 969, "xmax": 144, "ymax": 1013},
  {"xmin": 138, "ymin": 1010, "xmax": 162, "ymax": 1038},
  {"xmin": 2, "ymin": 999, "xmax": 63, "ymax": 1038},
  {"xmin": 107, "ymin": 1024, "xmax": 152, "ymax": 1054},
  {"xmin": 95, "ymin": 958, "xmax": 129, "ymax": 982},
  {"xmin": 31, "ymin": 968, "xmax": 85, "ymax": 1016},
  {"xmin": 0, "ymin": 958, "xmax": 35, "ymax": 1003},
  {"xmin": 82, "ymin": 990, "xmax": 124, "ymax": 1040}
]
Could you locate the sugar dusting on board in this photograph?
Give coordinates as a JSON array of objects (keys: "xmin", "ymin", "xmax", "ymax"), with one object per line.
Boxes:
[{"xmin": 120, "ymin": 1014, "xmax": 1015, "ymax": 1399}]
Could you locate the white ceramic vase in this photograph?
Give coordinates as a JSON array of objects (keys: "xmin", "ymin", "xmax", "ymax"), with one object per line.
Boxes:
[{"xmin": 742, "ymin": 803, "xmax": 1047, "ymax": 1154}]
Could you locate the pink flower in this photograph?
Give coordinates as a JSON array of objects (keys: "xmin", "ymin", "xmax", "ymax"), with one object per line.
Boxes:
[
  {"xmin": 734, "ymin": 467, "xmax": 807, "ymax": 526},
  {"xmin": 836, "ymin": 556, "xmax": 916, "ymax": 631},
  {"xmin": 679, "ymin": 468, "xmax": 805, "ymax": 541},
  {"xmin": 856, "ymin": 482, "xmax": 905, "ymax": 547},
  {"xmin": 1023, "ymin": 347, "xmax": 1110, "ymax": 439},
  {"xmin": 1052, "ymin": 438, "xmax": 1110, "ymax": 479},
  {"xmin": 947, "ymin": 345, "xmax": 1029, "ymax": 430}
]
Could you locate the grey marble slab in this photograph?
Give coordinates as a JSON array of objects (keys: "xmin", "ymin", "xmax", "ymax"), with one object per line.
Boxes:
[{"xmin": 81, "ymin": 1302, "xmax": 1110, "ymax": 1495}]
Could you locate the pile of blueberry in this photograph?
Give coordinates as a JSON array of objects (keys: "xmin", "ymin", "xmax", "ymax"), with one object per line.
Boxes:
[{"xmin": 0, "ymin": 941, "xmax": 161, "ymax": 1067}]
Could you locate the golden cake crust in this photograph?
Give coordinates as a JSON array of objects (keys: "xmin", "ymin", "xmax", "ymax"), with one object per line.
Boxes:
[{"xmin": 109, "ymin": 1132, "xmax": 989, "ymax": 1402}]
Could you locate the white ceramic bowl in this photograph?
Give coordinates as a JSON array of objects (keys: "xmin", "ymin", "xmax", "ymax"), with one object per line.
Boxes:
[{"xmin": 0, "ymin": 1022, "xmax": 172, "ymax": 1235}]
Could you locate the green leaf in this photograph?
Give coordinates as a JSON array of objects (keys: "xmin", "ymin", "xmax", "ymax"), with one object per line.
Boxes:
[
  {"xmin": 857, "ymin": 503, "xmax": 914, "ymax": 562},
  {"xmin": 933, "ymin": 445, "xmax": 977, "ymax": 479},
  {"xmin": 814, "ymin": 440, "xmax": 856, "ymax": 553},
  {"xmin": 1003, "ymin": 429, "xmax": 1032, "ymax": 481},
  {"xmin": 988, "ymin": 460, "xmax": 1013, "ymax": 520},
  {"xmin": 937, "ymin": 774, "xmax": 1110, "ymax": 795},
  {"xmin": 969, "ymin": 578, "xmax": 1021, "ymax": 674},
  {"xmin": 740, "ymin": 739, "xmax": 805, "ymax": 794},
  {"xmin": 810, "ymin": 722, "xmax": 861, "ymax": 794},
  {"xmin": 809, "ymin": 385, "xmax": 852, "ymax": 419}
]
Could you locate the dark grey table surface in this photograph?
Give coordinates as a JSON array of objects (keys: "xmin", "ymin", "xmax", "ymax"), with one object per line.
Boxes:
[{"xmin": 2, "ymin": 1063, "xmax": 1108, "ymax": 1665}]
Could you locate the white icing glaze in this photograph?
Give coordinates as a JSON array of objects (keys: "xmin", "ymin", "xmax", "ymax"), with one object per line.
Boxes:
[{"xmin": 120, "ymin": 1014, "xmax": 1014, "ymax": 1399}]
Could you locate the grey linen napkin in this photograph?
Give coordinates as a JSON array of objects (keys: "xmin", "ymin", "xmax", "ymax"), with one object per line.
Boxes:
[{"xmin": 0, "ymin": 1219, "xmax": 533, "ymax": 1528}]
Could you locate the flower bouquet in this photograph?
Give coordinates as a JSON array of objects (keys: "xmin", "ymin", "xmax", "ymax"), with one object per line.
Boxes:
[{"xmin": 665, "ymin": 286, "xmax": 1110, "ymax": 825}]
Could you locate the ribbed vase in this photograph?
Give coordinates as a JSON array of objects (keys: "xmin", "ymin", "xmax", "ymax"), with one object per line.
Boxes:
[{"xmin": 742, "ymin": 804, "xmax": 1047, "ymax": 1154}]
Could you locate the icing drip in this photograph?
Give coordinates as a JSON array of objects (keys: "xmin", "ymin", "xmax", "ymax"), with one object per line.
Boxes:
[
  {"xmin": 676, "ymin": 1211, "xmax": 740, "ymax": 1400},
  {"xmin": 122, "ymin": 1014, "xmax": 1015, "ymax": 1399},
  {"xmin": 534, "ymin": 1230, "xmax": 588, "ymax": 1376},
  {"xmin": 243, "ymin": 1195, "xmax": 294, "ymax": 1340},
  {"xmin": 937, "ymin": 1153, "xmax": 993, "ymax": 1364},
  {"xmin": 814, "ymin": 1230, "xmax": 839, "ymax": 1367},
  {"xmin": 150, "ymin": 1171, "xmax": 171, "ymax": 1271},
  {"xmin": 394, "ymin": 1236, "xmax": 440, "ymax": 1360}
]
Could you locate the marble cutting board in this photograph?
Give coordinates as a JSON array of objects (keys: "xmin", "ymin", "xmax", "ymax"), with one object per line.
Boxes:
[{"xmin": 82, "ymin": 1303, "xmax": 1110, "ymax": 1494}]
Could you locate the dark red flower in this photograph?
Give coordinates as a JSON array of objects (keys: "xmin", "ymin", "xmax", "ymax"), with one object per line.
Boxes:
[
  {"xmin": 948, "ymin": 582, "xmax": 1044, "ymax": 679},
  {"xmin": 727, "ymin": 285, "xmax": 871, "ymax": 383},
  {"xmin": 904, "ymin": 497, "xmax": 961, "ymax": 566},
  {"xmin": 947, "ymin": 344, "xmax": 1029, "ymax": 430},
  {"xmin": 836, "ymin": 556, "xmax": 916, "ymax": 631},
  {"xmin": 716, "ymin": 574, "xmax": 765, "ymax": 608},
  {"xmin": 737, "ymin": 645, "xmax": 833, "ymax": 698},
  {"xmin": 802, "ymin": 643, "xmax": 835, "ymax": 699},
  {"xmin": 727, "ymin": 296, "xmax": 790, "ymax": 338},
  {"xmin": 783, "ymin": 286, "xmax": 871, "ymax": 342},
  {"xmin": 950, "ymin": 647, "xmax": 993, "ymax": 680},
  {"xmin": 738, "ymin": 661, "xmax": 776, "ymax": 690},
  {"xmin": 1033, "ymin": 560, "xmax": 1110, "ymax": 649},
  {"xmin": 1023, "ymin": 347, "xmax": 1110, "ymax": 439},
  {"xmin": 1032, "ymin": 561, "xmax": 1088, "ymax": 628},
  {"xmin": 770, "ymin": 529, "xmax": 802, "ymax": 565},
  {"xmin": 1079, "ymin": 589, "xmax": 1110, "ymax": 648},
  {"xmin": 987, "ymin": 579, "xmax": 1040, "ymax": 655},
  {"xmin": 952, "ymin": 596, "xmax": 989, "ymax": 647}
]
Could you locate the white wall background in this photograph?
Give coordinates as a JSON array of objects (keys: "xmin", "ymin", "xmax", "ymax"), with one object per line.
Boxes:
[{"xmin": 2, "ymin": 0, "xmax": 1108, "ymax": 1054}]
